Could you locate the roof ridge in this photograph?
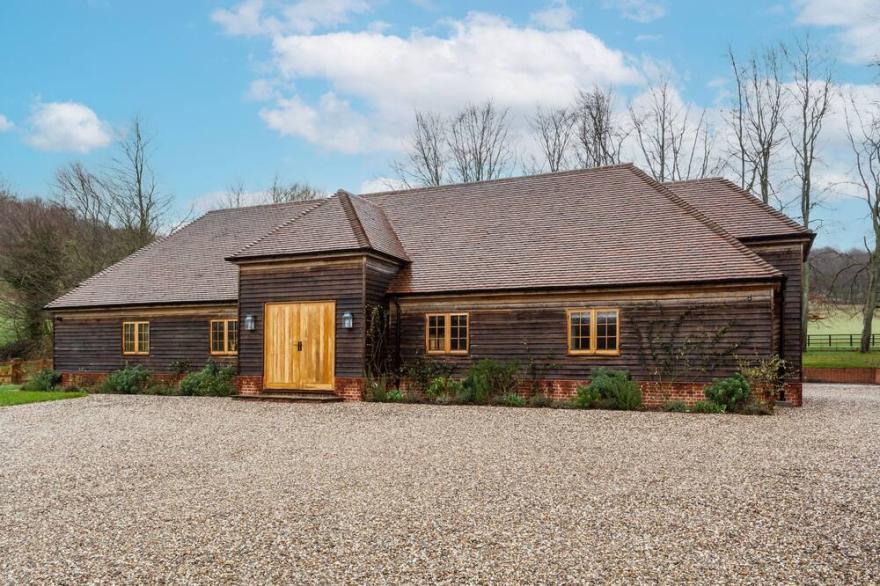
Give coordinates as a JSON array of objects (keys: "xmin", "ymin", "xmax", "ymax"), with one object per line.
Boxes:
[
  {"xmin": 350, "ymin": 193, "xmax": 411, "ymax": 261},
  {"xmin": 203, "ymin": 197, "xmax": 327, "ymax": 215},
  {"xmin": 665, "ymin": 177, "xmax": 811, "ymax": 235},
  {"xmin": 228, "ymin": 198, "xmax": 328, "ymax": 259},
  {"xmin": 628, "ymin": 167, "xmax": 782, "ymax": 279},
  {"xmin": 361, "ymin": 163, "xmax": 636, "ymax": 199},
  {"xmin": 714, "ymin": 178, "xmax": 812, "ymax": 235},
  {"xmin": 337, "ymin": 191, "xmax": 371, "ymax": 248}
]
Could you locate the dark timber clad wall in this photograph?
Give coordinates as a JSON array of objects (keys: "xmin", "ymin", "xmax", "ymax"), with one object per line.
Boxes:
[
  {"xmin": 54, "ymin": 314, "xmax": 235, "ymax": 373},
  {"xmin": 394, "ymin": 294, "xmax": 773, "ymax": 382},
  {"xmin": 238, "ymin": 261, "xmax": 366, "ymax": 378},
  {"xmin": 750, "ymin": 243, "xmax": 803, "ymax": 380}
]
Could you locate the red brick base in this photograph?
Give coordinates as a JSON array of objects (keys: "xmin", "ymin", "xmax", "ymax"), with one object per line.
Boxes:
[
  {"xmin": 804, "ymin": 367, "xmax": 880, "ymax": 385},
  {"xmin": 334, "ymin": 377, "xmax": 365, "ymax": 401},
  {"xmin": 58, "ymin": 371, "xmax": 802, "ymax": 407},
  {"xmin": 235, "ymin": 375, "xmax": 262, "ymax": 395}
]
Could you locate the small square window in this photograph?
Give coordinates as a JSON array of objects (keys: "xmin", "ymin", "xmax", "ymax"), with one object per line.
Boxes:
[{"xmin": 425, "ymin": 313, "xmax": 469, "ymax": 355}]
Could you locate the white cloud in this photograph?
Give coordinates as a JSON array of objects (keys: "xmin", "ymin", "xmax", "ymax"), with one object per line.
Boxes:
[
  {"xmin": 359, "ymin": 177, "xmax": 407, "ymax": 193},
  {"xmin": 212, "ymin": 0, "xmax": 267, "ymax": 36},
  {"xmin": 793, "ymin": 0, "xmax": 880, "ymax": 63},
  {"xmin": 25, "ymin": 101, "xmax": 113, "ymax": 153},
  {"xmin": 635, "ymin": 33, "xmax": 662, "ymax": 42},
  {"xmin": 256, "ymin": 12, "xmax": 642, "ymax": 152},
  {"xmin": 212, "ymin": 0, "xmax": 371, "ymax": 36},
  {"xmin": 604, "ymin": 0, "xmax": 666, "ymax": 23},
  {"xmin": 529, "ymin": 0, "xmax": 575, "ymax": 31},
  {"xmin": 0, "ymin": 114, "xmax": 13, "ymax": 132}
]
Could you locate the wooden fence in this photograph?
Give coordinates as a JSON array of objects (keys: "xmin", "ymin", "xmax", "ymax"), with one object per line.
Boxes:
[{"xmin": 0, "ymin": 359, "xmax": 52, "ymax": 385}]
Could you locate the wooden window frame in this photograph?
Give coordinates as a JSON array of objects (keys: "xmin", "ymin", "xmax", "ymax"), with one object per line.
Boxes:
[
  {"xmin": 566, "ymin": 308, "xmax": 620, "ymax": 356},
  {"xmin": 210, "ymin": 319, "xmax": 238, "ymax": 356},
  {"xmin": 424, "ymin": 312, "xmax": 469, "ymax": 355},
  {"xmin": 122, "ymin": 321, "xmax": 150, "ymax": 356}
]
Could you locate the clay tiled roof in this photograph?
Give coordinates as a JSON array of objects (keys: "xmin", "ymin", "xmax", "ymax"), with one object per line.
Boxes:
[
  {"xmin": 366, "ymin": 164, "xmax": 780, "ymax": 293},
  {"xmin": 229, "ymin": 191, "xmax": 409, "ymax": 262},
  {"xmin": 46, "ymin": 200, "xmax": 318, "ymax": 309},
  {"xmin": 665, "ymin": 178, "xmax": 811, "ymax": 241},
  {"xmin": 49, "ymin": 165, "xmax": 795, "ymax": 310}
]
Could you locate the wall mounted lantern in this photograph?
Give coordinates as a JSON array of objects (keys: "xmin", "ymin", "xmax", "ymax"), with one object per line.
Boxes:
[
  {"xmin": 243, "ymin": 315, "xmax": 256, "ymax": 331},
  {"xmin": 342, "ymin": 312, "xmax": 354, "ymax": 329}
]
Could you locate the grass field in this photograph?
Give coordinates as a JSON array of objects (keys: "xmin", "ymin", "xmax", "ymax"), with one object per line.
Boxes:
[
  {"xmin": 0, "ymin": 384, "xmax": 87, "ymax": 407},
  {"xmin": 808, "ymin": 305, "xmax": 880, "ymax": 335},
  {"xmin": 802, "ymin": 352, "xmax": 880, "ymax": 368}
]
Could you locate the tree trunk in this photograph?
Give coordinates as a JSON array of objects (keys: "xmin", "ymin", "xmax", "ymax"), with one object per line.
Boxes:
[
  {"xmin": 801, "ymin": 261, "xmax": 810, "ymax": 351},
  {"xmin": 860, "ymin": 259, "xmax": 879, "ymax": 353}
]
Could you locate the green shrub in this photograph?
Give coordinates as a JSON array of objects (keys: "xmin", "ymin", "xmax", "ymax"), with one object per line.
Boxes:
[
  {"xmin": 21, "ymin": 368, "xmax": 62, "ymax": 391},
  {"xmin": 691, "ymin": 400, "xmax": 726, "ymax": 414},
  {"xmin": 581, "ymin": 368, "xmax": 642, "ymax": 410},
  {"xmin": 144, "ymin": 381, "xmax": 181, "ymax": 396},
  {"xmin": 426, "ymin": 376, "xmax": 464, "ymax": 403},
  {"xmin": 574, "ymin": 384, "xmax": 601, "ymax": 409},
  {"xmin": 385, "ymin": 389, "xmax": 404, "ymax": 403},
  {"xmin": 170, "ymin": 360, "xmax": 192, "ymax": 376},
  {"xmin": 463, "ymin": 359, "xmax": 520, "ymax": 405},
  {"xmin": 738, "ymin": 355, "xmax": 785, "ymax": 414},
  {"xmin": 663, "ymin": 400, "xmax": 688, "ymax": 412},
  {"xmin": 527, "ymin": 392, "xmax": 553, "ymax": 408},
  {"xmin": 498, "ymin": 392, "xmax": 526, "ymax": 407},
  {"xmin": 704, "ymin": 373, "xmax": 751, "ymax": 412},
  {"xmin": 178, "ymin": 360, "xmax": 235, "ymax": 397},
  {"xmin": 98, "ymin": 364, "xmax": 151, "ymax": 394},
  {"xmin": 366, "ymin": 377, "xmax": 388, "ymax": 402},
  {"xmin": 404, "ymin": 356, "xmax": 454, "ymax": 394}
]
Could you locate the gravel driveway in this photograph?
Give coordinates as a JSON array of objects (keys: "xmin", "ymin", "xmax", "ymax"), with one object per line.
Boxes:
[{"xmin": 1, "ymin": 385, "xmax": 878, "ymax": 584}]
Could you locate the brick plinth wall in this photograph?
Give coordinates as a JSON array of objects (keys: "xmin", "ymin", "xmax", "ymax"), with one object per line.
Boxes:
[
  {"xmin": 235, "ymin": 376, "xmax": 263, "ymax": 395},
  {"xmin": 335, "ymin": 377, "xmax": 365, "ymax": 401},
  {"xmin": 804, "ymin": 367, "xmax": 880, "ymax": 385},
  {"xmin": 62, "ymin": 372, "xmax": 184, "ymax": 388}
]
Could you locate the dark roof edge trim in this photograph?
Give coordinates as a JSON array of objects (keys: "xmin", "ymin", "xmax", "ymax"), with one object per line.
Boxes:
[
  {"xmin": 226, "ymin": 247, "xmax": 408, "ymax": 266},
  {"xmin": 388, "ymin": 274, "xmax": 784, "ymax": 299},
  {"xmin": 46, "ymin": 298, "xmax": 238, "ymax": 312}
]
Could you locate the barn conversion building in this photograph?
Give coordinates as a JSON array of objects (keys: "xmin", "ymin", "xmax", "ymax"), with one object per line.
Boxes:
[{"xmin": 48, "ymin": 164, "xmax": 813, "ymax": 406}]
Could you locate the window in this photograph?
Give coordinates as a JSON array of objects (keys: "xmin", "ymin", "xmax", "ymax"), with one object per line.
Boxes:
[
  {"xmin": 566, "ymin": 309, "xmax": 619, "ymax": 355},
  {"xmin": 210, "ymin": 319, "xmax": 238, "ymax": 355},
  {"xmin": 425, "ymin": 313, "xmax": 469, "ymax": 354},
  {"xmin": 122, "ymin": 321, "xmax": 150, "ymax": 355}
]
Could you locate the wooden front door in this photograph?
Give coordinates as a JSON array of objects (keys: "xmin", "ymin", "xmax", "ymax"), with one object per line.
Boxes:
[{"xmin": 264, "ymin": 301, "xmax": 335, "ymax": 391}]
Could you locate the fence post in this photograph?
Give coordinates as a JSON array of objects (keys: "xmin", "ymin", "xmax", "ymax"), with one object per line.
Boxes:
[{"xmin": 10, "ymin": 359, "xmax": 22, "ymax": 385}]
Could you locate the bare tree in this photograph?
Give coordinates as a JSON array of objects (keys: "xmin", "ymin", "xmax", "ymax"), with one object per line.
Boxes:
[
  {"xmin": 725, "ymin": 46, "xmax": 787, "ymax": 203},
  {"xmin": 629, "ymin": 80, "xmax": 719, "ymax": 181},
  {"xmin": 266, "ymin": 174, "xmax": 325, "ymax": 203},
  {"xmin": 394, "ymin": 111, "xmax": 447, "ymax": 187},
  {"xmin": 530, "ymin": 105, "xmax": 576, "ymax": 172},
  {"xmin": 447, "ymin": 101, "xmax": 513, "ymax": 183},
  {"xmin": 845, "ymin": 95, "xmax": 880, "ymax": 352},
  {"xmin": 784, "ymin": 35, "xmax": 834, "ymax": 349},
  {"xmin": 220, "ymin": 178, "xmax": 247, "ymax": 209},
  {"xmin": 104, "ymin": 117, "xmax": 172, "ymax": 250},
  {"xmin": 53, "ymin": 163, "xmax": 124, "ymax": 276},
  {"xmin": 574, "ymin": 87, "xmax": 627, "ymax": 168}
]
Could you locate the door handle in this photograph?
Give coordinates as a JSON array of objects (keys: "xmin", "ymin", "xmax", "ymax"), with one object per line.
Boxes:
[{"xmin": 297, "ymin": 341, "xmax": 303, "ymax": 352}]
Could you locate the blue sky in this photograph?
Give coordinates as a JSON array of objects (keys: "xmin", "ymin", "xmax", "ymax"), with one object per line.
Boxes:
[{"xmin": 1, "ymin": 0, "xmax": 878, "ymax": 249}]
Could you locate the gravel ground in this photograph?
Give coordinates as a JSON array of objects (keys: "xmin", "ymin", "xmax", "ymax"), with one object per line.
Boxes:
[{"xmin": 1, "ymin": 385, "xmax": 878, "ymax": 584}]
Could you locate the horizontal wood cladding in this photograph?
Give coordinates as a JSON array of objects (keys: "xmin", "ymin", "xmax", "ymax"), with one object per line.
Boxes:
[
  {"xmin": 238, "ymin": 261, "xmax": 365, "ymax": 377},
  {"xmin": 54, "ymin": 314, "xmax": 235, "ymax": 373},
  {"xmin": 748, "ymin": 243, "xmax": 803, "ymax": 380},
  {"xmin": 394, "ymin": 291, "xmax": 773, "ymax": 382},
  {"xmin": 365, "ymin": 258, "xmax": 400, "ymax": 308}
]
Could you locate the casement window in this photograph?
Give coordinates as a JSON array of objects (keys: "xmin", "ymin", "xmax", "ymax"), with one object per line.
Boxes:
[
  {"xmin": 566, "ymin": 308, "xmax": 620, "ymax": 355},
  {"xmin": 425, "ymin": 313, "xmax": 469, "ymax": 355},
  {"xmin": 210, "ymin": 319, "xmax": 238, "ymax": 355},
  {"xmin": 122, "ymin": 321, "xmax": 150, "ymax": 355}
]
